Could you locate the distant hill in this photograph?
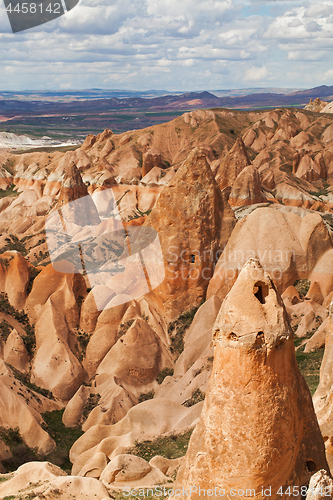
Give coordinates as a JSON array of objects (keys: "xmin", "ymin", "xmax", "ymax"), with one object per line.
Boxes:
[{"xmin": 1, "ymin": 85, "xmax": 332, "ymax": 137}]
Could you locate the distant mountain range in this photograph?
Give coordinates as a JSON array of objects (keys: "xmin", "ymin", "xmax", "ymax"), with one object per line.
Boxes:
[
  {"xmin": 1, "ymin": 85, "xmax": 332, "ymax": 138},
  {"xmin": 1, "ymin": 85, "xmax": 333, "ymax": 115}
]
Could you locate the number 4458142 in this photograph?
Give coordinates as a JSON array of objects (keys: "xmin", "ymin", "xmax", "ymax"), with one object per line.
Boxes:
[
  {"xmin": 277, "ymin": 485, "xmax": 332, "ymax": 496},
  {"xmin": 6, "ymin": 3, "xmax": 61, "ymax": 14}
]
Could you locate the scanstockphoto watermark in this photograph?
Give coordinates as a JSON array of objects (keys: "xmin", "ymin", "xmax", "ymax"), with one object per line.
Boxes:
[
  {"xmin": 3, "ymin": 0, "xmax": 80, "ymax": 33},
  {"xmin": 122, "ymin": 485, "xmax": 333, "ymax": 498},
  {"xmin": 45, "ymin": 188, "xmax": 165, "ymax": 312},
  {"xmin": 122, "ymin": 486, "xmax": 257, "ymax": 497},
  {"xmin": 165, "ymin": 247, "xmax": 297, "ymax": 282}
]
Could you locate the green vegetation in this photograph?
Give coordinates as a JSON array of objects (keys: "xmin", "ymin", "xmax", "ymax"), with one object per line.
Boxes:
[
  {"xmin": 0, "ymin": 411, "xmax": 82, "ymax": 473},
  {"xmin": 31, "ymin": 249, "xmax": 49, "ymax": 267},
  {"xmin": 117, "ymin": 319, "xmax": 135, "ymax": 339},
  {"xmin": 183, "ymin": 388, "xmax": 205, "ymax": 407},
  {"xmin": 168, "ymin": 306, "xmax": 200, "ymax": 358},
  {"xmin": 41, "ymin": 409, "xmax": 83, "ymax": 473},
  {"xmin": 293, "ymin": 279, "xmax": 311, "ymax": 299},
  {"xmin": 0, "ymin": 292, "xmax": 36, "ymax": 357},
  {"xmin": 128, "ymin": 207, "xmax": 152, "ymax": 220},
  {"xmin": 0, "ymin": 184, "xmax": 17, "ymax": 199},
  {"xmin": 126, "ymin": 429, "xmax": 193, "ymax": 462},
  {"xmin": 26, "ymin": 267, "xmax": 41, "ymax": 295},
  {"xmin": 0, "ymin": 320, "xmax": 11, "ymax": 342},
  {"xmin": 9, "ymin": 366, "xmax": 53, "ymax": 400},
  {"xmin": 0, "ymin": 428, "xmax": 39, "ymax": 472},
  {"xmin": 141, "ymin": 312, "xmax": 149, "ymax": 322},
  {"xmin": 82, "ymin": 394, "xmax": 101, "ymax": 421},
  {"xmin": 12, "ymin": 144, "xmax": 81, "ymax": 155},
  {"xmin": 138, "ymin": 390, "xmax": 155, "ymax": 403},
  {"xmin": 295, "ymin": 347, "xmax": 324, "ymax": 396},
  {"xmin": 156, "ymin": 368, "xmax": 174, "ymax": 385},
  {"xmin": 294, "ymin": 314, "xmax": 324, "ymax": 396},
  {"xmin": 0, "ymin": 235, "xmax": 27, "ymax": 256},
  {"xmin": 76, "ymin": 329, "xmax": 91, "ymax": 361},
  {"xmin": 308, "ymin": 181, "xmax": 330, "ymax": 198},
  {"xmin": 279, "ymin": 163, "xmax": 293, "ymax": 174}
]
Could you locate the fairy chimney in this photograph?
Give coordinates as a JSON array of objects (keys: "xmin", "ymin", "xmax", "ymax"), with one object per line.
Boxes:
[{"xmin": 175, "ymin": 259, "xmax": 328, "ymax": 499}]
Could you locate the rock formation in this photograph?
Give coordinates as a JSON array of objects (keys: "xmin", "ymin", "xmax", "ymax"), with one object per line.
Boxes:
[
  {"xmin": 142, "ymin": 147, "xmax": 162, "ymax": 176},
  {"xmin": 3, "ymin": 105, "xmax": 333, "ymax": 496},
  {"xmin": 228, "ymin": 165, "xmax": 266, "ymax": 207},
  {"xmin": 0, "ymin": 461, "xmax": 111, "ymax": 499},
  {"xmin": 207, "ymin": 205, "xmax": 332, "ymax": 301},
  {"xmin": 70, "ymin": 398, "xmax": 203, "ymax": 477},
  {"xmin": 145, "ymin": 147, "xmax": 236, "ymax": 320},
  {"xmin": 304, "ymin": 98, "xmax": 329, "ymax": 113},
  {"xmin": 313, "ymin": 301, "xmax": 333, "ymax": 471},
  {"xmin": 175, "ymin": 259, "xmax": 328, "ymax": 499},
  {"xmin": 56, "ymin": 162, "xmax": 100, "ymax": 226},
  {"xmin": 306, "ymin": 470, "xmax": 333, "ymax": 500},
  {"xmin": 215, "ymin": 137, "xmax": 251, "ymax": 190}
]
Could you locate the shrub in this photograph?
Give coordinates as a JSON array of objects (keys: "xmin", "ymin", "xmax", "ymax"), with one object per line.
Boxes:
[
  {"xmin": 183, "ymin": 388, "xmax": 205, "ymax": 407},
  {"xmin": 293, "ymin": 279, "xmax": 311, "ymax": 299},
  {"xmin": 126, "ymin": 429, "xmax": 193, "ymax": 461},
  {"xmin": 138, "ymin": 391, "xmax": 155, "ymax": 403},
  {"xmin": 168, "ymin": 306, "xmax": 200, "ymax": 358},
  {"xmin": 76, "ymin": 329, "xmax": 91, "ymax": 361},
  {"xmin": 0, "ymin": 320, "xmax": 11, "ymax": 342},
  {"xmin": 117, "ymin": 319, "xmax": 134, "ymax": 339},
  {"xmin": 0, "ymin": 183, "xmax": 16, "ymax": 199},
  {"xmin": 26, "ymin": 267, "xmax": 41, "ymax": 295},
  {"xmin": 9, "ymin": 366, "xmax": 53, "ymax": 400},
  {"xmin": 156, "ymin": 368, "xmax": 174, "ymax": 384},
  {"xmin": 82, "ymin": 394, "xmax": 101, "ymax": 421},
  {"xmin": 0, "ymin": 293, "xmax": 36, "ymax": 357},
  {"xmin": 0, "ymin": 235, "xmax": 27, "ymax": 256}
]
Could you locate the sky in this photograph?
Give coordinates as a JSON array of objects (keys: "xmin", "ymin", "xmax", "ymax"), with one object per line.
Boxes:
[{"xmin": 1, "ymin": 0, "xmax": 333, "ymax": 91}]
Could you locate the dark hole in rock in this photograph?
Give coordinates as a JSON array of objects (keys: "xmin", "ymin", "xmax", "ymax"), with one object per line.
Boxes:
[
  {"xmin": 306, "ymin": 460, "xmax": 316, "ymax": 472},
  {"xmin": 190, "ymin": 254, "xmax": 195, "ymax": 263},
  {"xmin": 253, "ymin": 281, "xmax": 269, "ymax": 304},
  {"xmin": 256, "ymin": 331, "xmax": 265, "ymax": 343},
  {"xmin": 229, "ymin": 333, "xmax": 237, "ymax": 340}
]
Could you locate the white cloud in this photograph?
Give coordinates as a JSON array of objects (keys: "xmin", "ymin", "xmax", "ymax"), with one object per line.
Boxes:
[
  {"xmin": 245, "ymin": 65, "xmax": 268, "ymax": 81},
  {"xmin": 0, "ymin": 0, "xmax": 333, "ymax": 90}
]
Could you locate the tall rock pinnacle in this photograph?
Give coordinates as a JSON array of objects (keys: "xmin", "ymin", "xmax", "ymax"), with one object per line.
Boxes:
[
  {"xmin": 57, "ymin": 162, "xmax": 100, "ymax": 226},
  {"xmin": 145, "ymin": 147, "xmax": 236, "ymax": 320},
  {"xmin": 174, "ymin": 259, "xmax": 328, "ymax": 499}
]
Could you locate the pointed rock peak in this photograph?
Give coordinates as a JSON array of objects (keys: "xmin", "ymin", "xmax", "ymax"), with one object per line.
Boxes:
[
  {"xmin": 96, "ymin": 128, "xmax": 113, "ymax": 145},
  {"xmin": 232, "ymin": 136, "xmax": 251, "ymax": 158},
  {"xmin": 62, "ymin": 162, "xmax": 87, "ymax": 191},
  {"xmin": 57, "ymin": 162, "xmax": 100, "ymax": 226},
  {"xmin": 170, "ymin": 147, "xmax": 216, "ymax": 186},
  {"xmin": 215, "ymin": 137, "xmax": 252, "ymax": 190},
  {"xmin": 214, "ymin": 258, "xmax": 292, "ymax": 350},
  {"xmin": 228, "ymin": 164, "xmax": 266, "ymax": 207},
  {"xmin": 145, "ymin": 146, "xmax": 236, "ymax": 320}
]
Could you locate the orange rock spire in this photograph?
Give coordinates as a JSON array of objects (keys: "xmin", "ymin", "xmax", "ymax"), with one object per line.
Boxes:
[{"xmin": 175, "ymin": 259, "xmax": 328, "ymax": 499}]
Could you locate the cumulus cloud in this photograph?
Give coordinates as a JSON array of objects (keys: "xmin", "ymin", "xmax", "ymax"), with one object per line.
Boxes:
[
  {"xmin": 245, "ymin": 65, "xmax": 269, "ymax": 81},
  {"xmin": 0, "ymin": 0, "xmax": 333, "ymax": 90}
]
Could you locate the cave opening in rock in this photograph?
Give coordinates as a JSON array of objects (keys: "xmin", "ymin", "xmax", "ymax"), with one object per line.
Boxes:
[
  {"xmin": 253, "ymin": 281, "xmax": 269, "ymax": 304},
  {"xmin": 306, "ymin": 460, "xmax": 316, "ymax": 472}
]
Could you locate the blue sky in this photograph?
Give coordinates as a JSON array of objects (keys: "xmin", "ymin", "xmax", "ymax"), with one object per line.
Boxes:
[{"xmin": 1, "ymin": 0, "xmax": 333, "ymax": 91}]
